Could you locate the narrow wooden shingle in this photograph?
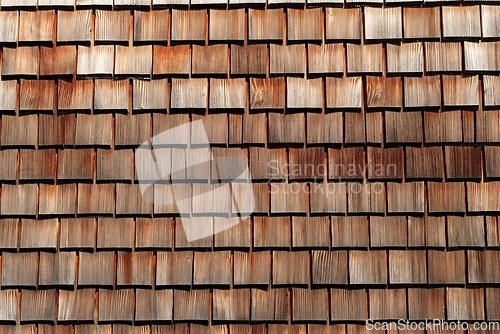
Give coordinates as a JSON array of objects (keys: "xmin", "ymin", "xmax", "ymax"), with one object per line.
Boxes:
[
  {"xmin": 442, "ymin": 6, "xmax": 481, "ymax": 39},
  {"xmin": 0, "ymin": 219, "xmax": 19, "ymax": 250},
  {"xmin": 325, "ymin": 8, "xmax": 361, "ymax": 41},
  {"xmin": 403, "ymin": 7, "xmax": 440, "ymax": 40},
  {"xmin": 248, "ymin": 9, "xmax": 283, "ymax": 41},
  {"xmin": 312, "ymin": 251, "xmax": 348, "ymax": 285},
  {"xmin": 349, "ymin": 250, "xmax": 387, "ymax": 285},
  {"xmin": 0, "ymin": 11, "xmax": 18, "ymax": 44},
  {"xmin": 0, "ymin": 290, "xmax": 18, "ymax": 323},
  {"xmin": 287, "ymin": 8, "xmax": 322, "ymax": 42},
  {"xmin": 98, "ymin": 289, "xmax": 135, "ymax": 323}
]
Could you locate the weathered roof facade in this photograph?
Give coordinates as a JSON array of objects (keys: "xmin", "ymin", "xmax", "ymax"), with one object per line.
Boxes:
[{"xmin": 0, "ymin": 0, "xmax": 500, "ymax": 333}]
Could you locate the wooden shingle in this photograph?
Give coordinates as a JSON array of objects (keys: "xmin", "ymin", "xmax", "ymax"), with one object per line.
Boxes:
[
  {"xmin": 292, "ymin": 288, "xmax": 328, "ymax": 322},
  {"xmin": 1, "ymin": 47, "xmax": 39, "ymax": 77},
  {"xmin": 347, "ymin": 182, "xmax": 386, "ymax": 214},
  {"xmin": 270, "ymin": 44, "xmax": 305, "ymax": 75},
  {"xmin": 482, "ymin": 5, "xmax": 500, "ymax": 39},
  {"xmin": 171, "ymin": 79, "xmax": 207, "ymax": 110},
  {"xmin": 389, "ymin": 250, "xmax": 426, "ymax": 284},
  {"xmin": 330, "ymin": 289, "xmax": 367, "ymax": 321},
  {"xmin": 386, "ymin": 43, "xmax": 423, "ymax": 74},
  {"xmin": 0, "ymin": 219, "xmax": 19, "ymax": 250},
  {"xmin": 97, "ymin": 218, "xmax": 135, "ymax": 250},
  {"xmin": 445, "ymin": 146, "xmax": 482, "ymax": 179},
  {"xmin": 116, "ymin": 184, "xmax": 152, "ymax": 215},
  {"xmin": 328, "ymin": 147, "xmax": 364, "ymax": 180},
  {"xmin": 97, "ymin": 149, "xmax": 133, "ymax": 181},
  {"xmin": 0, "ymin": 184, "xmax": 38, "ymax": 216},
  {"xmin": 173, "ymin": 290, "xmax": 209, "ymax": 321},
  {"xmin": 115, "ymin": 46, "xmax": 153, "ymax": 76},
  {"xmin": 38, "ymin": 251, "xmax": 77, "ymax": 287},
  {"xmin": 0, "ymin": 12, "xmax": 19, "ymax": 44},
  {"xmin": 369, "ymin": 289, "xmax": 406, "ymax": 320},
  {"xmin": 171, "ymin": 9, "xmax": 206, "ymax": 42},
  {"xmin": 58, "ymin": 80, "xmax": 93, "ymax": 111},
  {"xmin": 1, "ymin": 252, "xmax": 38, "ymax": 287},
  {"xmin": 366, "ymin": 77, "xmax": 402, "ymax": 109},
  {"xmin": 209, "ymin": 78, "xmax": 246, "ymax": 110},
  {"xmin": 77, "ymin": 184, "xmax": 115, "ymax": 215},
  {"xmin": 248, "ymin": 9, "xmax": 283, "ymax": 41},
  {"xmin": 153, "ymin": 45, "xmax": 191, "ymax": 75},
  {"xmin": 209, "ymin": 9, "xmax": 245, "ymax": 41},
  {"xmin": 467, "ymin": 182, "xmax": 500, "ymax": 212},
  {"xmin": 135, "ymin": 218, "xmax": 172, "ymax": 250},
  {"xmin": 484, "ymin": 75, "xmax": 500, "ymax": 108},
  {"xmin": 308, "ymin": 44, "xmax": 344, "ymax": 75},
  {"xmin": 443, "ymin": 75, "xmax": 479, "ymax": 108},
  {"xmin": 442, "ymin": 6, "xmax": 481, "ymax": 39},
  {"xmin": 287, "ymin": 8, "xmax": 322, "ymax": 42},
  {"xmin": 404, "ymin": 76, "xmax": 441, "ymax": 109},
  {"xmin": 193, "ymin": 251, "xmax": 231, "ymax": 285},
  {"xmin": 347, "ymin": 44, "xmax": 383, "ymax": 74},
  {"xmin": 1, "ymin": 115, "xmax": 38, "ymax": 147},
  {"xmin": 325, "ymin": 8, "xmax": 361, "ymax": 41},
  {"xmin": 98, "ymin": 289, "xmax": 135, "ymax": 323},
  {"xmin": 0, "ymin": 81, "xmax": 17, "ymax": 112},
  {"xmin": 156, "ymin": 251, "xmax": 193, "ymax": 286},
  {"xmin": 251, "ymin": 288, "xmax": 288, "ymax": 322},
  {"xmin": 446, "ymin": 288, "xmax": 484, "ymax": 320},
  {"xmin": 60, "ymin": 218, "xmax": 96, "ymax": 250},
  {"xmin": 268, "ymin": 113, "xmax": 305, "ymax": 144},
  {"xmin": 234, "ymin": 251, "xmax": 270, "ymax": 286},
  {"xmin": 95, "ymin": 79, "xmax": 128, "ymax": 111},
  {"xmin": 387, "ymin": 182, "xmax": 425, "ymax": 213},
  {"xmin": 326, "ymin": 77, "xmax": 362, "ymax": 110},
  {"xmin": 307, "ymin": 113, "xmax": 343, "ymax": 145},
  {"xmin": 95, "ymin": 10, "xmax": 130, "ymax": 43},
  {"xmin": 287, "ymin": 78, "xmax": 322, "ymax": 110},
  {"xmin": 213, "ymin": 289, "xmax": 250, "ymax": 322},
  {"xmin": 78, "ymin": 251, "xmax": 115, "ymax": 287},
  {"xmin": 270, "ymin": 183, "xmax": 309, "ymax": 214},
  {"xmin": 133, "ymin": 79, "xmax": 169, "ymax": 111},
  {"xmin": 38, "ymin": 184, "xmax": 77, "ymax": 215},
  {"xmin": 58, "ymin": 289, "xmax": 95, "ymax": 322},
  {"xmin": 292, "ymin": 217, "xmax": 329, "ymax": 248},
  {"xmin": 427, "ymin": 182, "xmax": 466, "ymax": 213},
  {"xmin": 309, "ymin": 183, "xmax": 346, "ymax": 214},
  {"xmin": 135, "ymin": 289, "xmax": 173, "ymax": 322},
  {"xmin": 349, "ymin": 250, "xmax": 387, "ymax": 285},
  {"xmin": 250, "ymin": 78, "xmax": 285, "ymax": 110},
  {"xmin": 115, "ymin": 114, "xmax": 151, "ymax": 147},
  {"xmin": 477, "ymin": 110, "xmax": 500, "ymax": 143},
  {"xmin": 77, "ymin": 46, "xmax": 114, "ymax": 77},
  {"xmin": 425, "ymin": 111, "xmax": 463, "ymax": 143},
  {"xmin": 312, "ymin": 250, "xmax": 348, "ymax": 285},
  {"xmin": 57, "ymin": 10, "xmax": 92, "ymax": 43},
  {"xmin": 427, "ymin": 250, "xmax": 466, "ymax": 284},
  {"xmin": 366, "ymin": 147, "xmax": 403, "ymax": 180},
  {"xmin": 485, "ymin": 146, "xmax": 500, "ymax": 178},
  {"xmin": 57, "ymin": 148, "xmax": 95, "ymax": 180},
  {"xmin": 464, "ymin": 42, "xmax": 500, "ymax": 72},
  {"xmin": 19, "ymin": 149, "xmax": 56, "ymax": 180},
  {"xmin": 214, "ymin": 217, "xmax": 251, "ymax": 249},
  {"xmin": 406, "ymin": 146, "xmax": 443, "ymax": 179},
  {"xmin": 134, "ymin": 10, "xmax": 169, "ymax": 43},
  {"xmin": 385, "ymin": 111, "xmax": 423, "ymax": 143},
  {"xmin": 231, "ymin": 45, "xmax": 268, "ymax": 76},
  {"xmin": 75, "ymin": 114, "xmax": 113, "ymax": 146},
  {"xmin": 20, "ymin": 80, "xmax": 56, "ymax": 111},
  {"xmin": 254, "ymin": 217, "xmax": 290, "ymax": 249},
  {"xmin": 20, "ymin": 290, "xmax": 56, "ymax": 323},
  {"xmin": 448, "ymin": 216, "xmax": 485, "ymax": 248},
  {"xmin": 370, "ymin": 216, "xmax": 407, "ymax": 248},
  {"xmin": 486, "ymin": 216, "xmax": 500, "ymax": 248},
  {"xmin": 425, "ymin": 42, "xmax": 462, "ymax": 73},
  {"xmin": 273, "ymin": 251, "xmax": 309, "ymax": 286},
  {"xmin": 403, "ymin": 7, "xmax": 440, "ymax": 40},
  {"xmin": 40, "ymin": 46, "xmax": 76, "ymax": 77},
  {"xmin": 364, "ymin": 7, "xmax": 402, "ymax": 41},
  {"xmin": 0, "ymin": 290, "xmax": 18, "ymax": 323},
  {"xmin": 117, "ymin": 252, "xmax": 154, "ymax": 287},
  {"xmin": 469, "ymin": 250, "xmax": 500, "ymax": 284},
  {"xmin": 408, "ymin": 288, "xmax": 445, "ymax": 320},
  {"xmin": 331, "ymin": 216, "xmax": 369, "ymax": 248},
  {"xmin": 19, "ymin": 11, "xmax": 55, "ymax": 43}
]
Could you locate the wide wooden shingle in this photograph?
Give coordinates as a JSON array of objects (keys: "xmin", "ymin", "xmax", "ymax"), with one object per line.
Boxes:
[
  {"xmin": 325, "ymin": 8, "xmax": 361, "ymax": 41},
  {"xmin": 364, "ymin": 7, "xmax": 402, "ymax": 41},
  {"xmin": 2, "ymin": 47, "xmax": 39, "ymax": 77},
  {"xmin": 0, "ymin": 12, "xmax": 18, "ymax": 44},
  {"xmin": 349, "ymin": 250, "xmax": 387, "ymax": 285},
  {"xmin": 292, "ymin": 288, "xmax": 328, "ymax": 322},
  {"xmin": 287, "ymin": 8, "xmax": 322, "ymax": 42},
  {"xmin": 77, "ymin": 46, "xmax": 114, "ymax": 77},
  {"xmin": 38, "ymin": 252, "xmax": 77, "ymax": 287},
  {"xmin": 251, "ymin": 289, "xmax": 288, "ymax": 321},
  {"xmin": 115, "ymin": 46, "xmax": 153, "ymax": 76},
  {"xmin": 78, "ymin": 252, "xmax": 115, "ymax": 287},
  {"xmin": 248, "ymin": 9, "xmax": 283, "ymax": 41},
  {"xmin": 442, "ymin": 6, "xmax": 481, "ymax": 39},
  {"xmin": 173, "ymin": 290, "xmax": 210, "ymax": 321},
  {"xmin": 20, "ymin": 290, "xmax": 56, "ymax": 323},
  {"xmin": 447, "ymin": 288, "xmax": 484, "ymax": 320},
  {"xmin": 58, "ymin": 290, "xmax": 95, "ymax": 322},
  {"xmin": 403, "ymin": 7, "xmax": 440, "ymax": 40},
  {"xmin": 213, "ymin": 289, "xmax": 250, "ymax": 322},
  {"xmin": 1, "ymin": 252, "xmax": 38, "ymax": 287},
  {"xmin": 312, "ymin": 251, "xmax": 348, "ymax": 285},
  {"xmin": 95, "ymin": 10, "xmax": 130, "ymax": 43},
  {"xmin": 171, "ymin": 9, "xmax": 206, "ymax": 42},
  {"xmin": 134, "ymin": 10, "xmax": 169, "ymax": 43},
  {"xmin": 153, "ymin": 46, "xmax": 191, "ymax": 75},
  {"xmin": 209, "ymin": 9, "xmax": 245, "ymax": 41},
  {"xmin": 347, "ymin": 44, "xmax": 383, "ymax": 74},
  {"xmin": 19, "ymin": 11, "xmax": 55, "ymax": 43},
  {"xmin": 425, "ymin": 42, "xmax": 462, "ymax": 73},
  {"xmin": 287, "ymin": 78, "xmax": 322, "ymax": 110},
  {"xmin": 270, "ymin": 44, "xmax": 305, "ymax": 75},
  {"xmin": 231, "ymin": 45, "xmax": 268, "ymax": 76},
  {"xmin": 135, "ymin": 289, "xmax": 173, "ymax": 322},
  {"xmin": 98, "ymin": 289, "xmax": 135, "ymax": 323},
  {"xmin": 386, "ymin": 43, "xmax": 423, "ymax": 74}
]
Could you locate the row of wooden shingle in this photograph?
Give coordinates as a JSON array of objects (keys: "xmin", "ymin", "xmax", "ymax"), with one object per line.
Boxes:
[
  {"xmin": 1, "ymin": 215, "xmax": 499, "ymax": 250},
  {"xmin": 0, "ymin": 249, "xmax": 499, "ymax": 288},
  {"xmin": 2, "ymin": 111, "xmax": 499, "ymax": 148},
  {"xmin": 0, "ymin": 145, "xmax": 496, "ymax": 182},
  {"xmin": 1, "ymin": 75, "xmax": 499, "ymax": 112},
  {"xmin": 3, "ymin": 42, "xmax": 500, "ymax": 78},
  {"xmin": 1, "ymin": 7, "xmax": 500, "ymax": 44},
  {"xmin": 0, "ymin": 287, "xmax": 498, "ymax": 323}
]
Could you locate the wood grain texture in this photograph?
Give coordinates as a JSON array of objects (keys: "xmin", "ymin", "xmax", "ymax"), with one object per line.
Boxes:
[
  {"xmin": 287, "ymin": 77, "xmax": 322, "ymax": 110},
  {"xmin": 95, "ymin": 10, "xmax": 130, "ymax": 43},
  {"xmin": 287, "ymin": 8, "xmax": 322, "ymax": 41},
  {"xmin": 78, "ymin": 251, "xmax": 115, "ymax": 287},
  {"xmin": 446, "ymin": 288, "xmax": 484, "ymax": 320},
  {"xmin": 0, "ymin": 12, "xmax": 18, "ymax": 43},
  {"xmin": 326, "ymin": 8, "xmax": 361, "ymax": 41},
  {"xmin": 20, "ymin": 290, "xmax": 56, "ymax": 323},
  {"xmin": 270, "ymin": 44, "xmax": 305, "ymax": 75},
  {"xmin": 231, "ymin": 45, "xmax": 268, "ymax": 76},
  {"xmin": 427, "ymin": 182, "xmax": 466, "ymax": 213},
  {"xmin": 38, "ymin": 184, "xmax": 77, "ymax": 215},
  {"xmin": 349, "ymin": 250, "xmax": 387, "ymax": 285},
  {"xmin": 364, "ymin": 7, "xmax": 402, "ymax": 41},
  {"xmin": 248, "ymin": 9, "xmax": 283, "ymax": 41},
  {"xmin": 156, "ymin": 251, "xmax": 193, "ymax": 286},
  {"xmin": 58, "ymin": 289, "xmax": 95, "ymax": 322},
  {"xmin": 135, "ymin": 289, "xmax": 173, "ymax": 322},
  {"xmin": 272, "ymin": 251, "xmax": 309, "ymax": 285},
  {"xmin": 347, "ymin": 44, "xmax": 382, "ymax": 74},
  {"xmin": 19, "ymin": 11, "xmax": 55, "ymax": 42},
  {"xmin": 98, "ymin": 289, "xmax": 135, "ymax": 323},
  {"xmin": 442, "ymin": 6, "xmax": 481, "ymax": 39},
  {"xmin": 1, "ymin": 47, "xmax": 39, "ymax": 77},
  {"xmin": 57, "ymin": 10, "xmax": 92, "ymax": 43},
  {"xmin": 386, "ymin": 42, "xmax": 423, "ymax": 74},
  {"xmin": 38, "ymin": 251, "xmax": 77, "ymax": 287},
  {"xmin": 312, "ymin": 250, "xmax": 348, "ymax": 285},
  {"xmin": 330, "ymin": 289, "xmax": 367, "ymax": 321},
  {"xmin": 292, "ymin": 288, "xmax": 328, "ymax": 321},
  {"xmin": 60, "ymin": 218, "xmax": 96, "ymax": 250},
  {"xmin": 403, "ymin": 7, "xmax": 440, "ymax": 39},
  {"xmin": 1, "ymin": 252, "xmax": 38, "ymax": 287},
  {"xmin": 115, "ymin": 46, "xmax": 153, "ymax": 76},
  {"xmin": 171, "ymin": 9, "xmax": 206, "ymax": 42},
  {"xmin": 425, "ymin": 42, "xmax": 462, "ymax": 73},
  {"xmin": 77, "ymin": 46, "xmax": 114, "ymax": 76}
]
